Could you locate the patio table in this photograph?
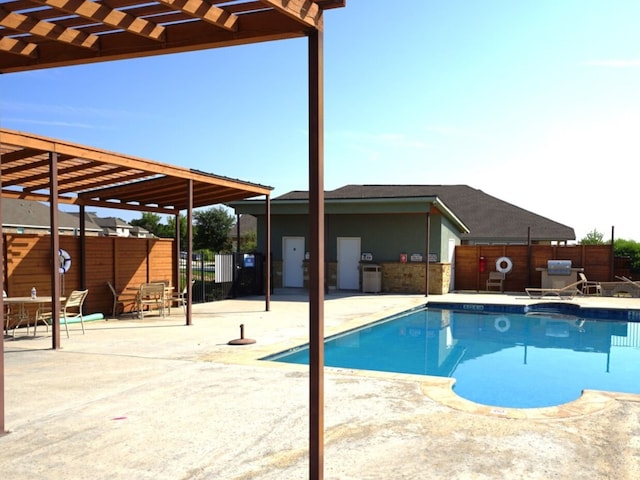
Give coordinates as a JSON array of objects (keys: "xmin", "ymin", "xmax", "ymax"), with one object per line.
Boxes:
[{"xmin": 4, "ymin": 296, "xmax": 65, "ymax": 337}]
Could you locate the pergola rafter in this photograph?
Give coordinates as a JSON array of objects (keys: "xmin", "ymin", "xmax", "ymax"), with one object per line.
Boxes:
[
  {"xmin": 0, "ymin": 4, "xmax": 100, "ymax": 51},
  {"xmin": 34, "ymin": 0, "xmax": 167, "ymax": 41},
  {"xmin": 155, "ymin": 0, "xmax": 239, "ymax": 31}
]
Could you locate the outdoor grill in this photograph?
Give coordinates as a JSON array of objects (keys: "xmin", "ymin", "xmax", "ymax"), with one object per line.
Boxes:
[
  {"xmin": 537, "ymin": 260, "xmax": 582, "ymax": 289},
  {"xmin": 546, "ymin": 260, "xmax": 573, "ymax": 276}
]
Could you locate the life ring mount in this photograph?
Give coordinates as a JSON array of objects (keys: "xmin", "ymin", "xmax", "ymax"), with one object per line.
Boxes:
[
  {"xmin": 59, "ymin": 249, "xmax": 71, "ymax": 274},
  {"xmin": 496, "ymin": 256, "xmax": 513, "ymax": 274}
]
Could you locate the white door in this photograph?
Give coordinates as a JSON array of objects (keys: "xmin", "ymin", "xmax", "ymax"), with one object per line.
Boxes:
[
  {"xmin": 283, "ymin": 237, "xmax": 305, "ymax": 288},
  {"xmin": 338, "ymin": 237, "xmax": 361, "ymax": 290}
]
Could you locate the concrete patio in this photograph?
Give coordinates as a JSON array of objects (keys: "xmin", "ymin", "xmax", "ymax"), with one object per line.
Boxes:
[{"xmin": 2, "ymin": 290, "xmax": 640, "ymax": 479}]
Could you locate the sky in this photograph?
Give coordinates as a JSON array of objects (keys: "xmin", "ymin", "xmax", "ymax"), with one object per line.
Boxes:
[{"xmin": 1, "ymin": 0, "xmax": 640, "ymax": 242}]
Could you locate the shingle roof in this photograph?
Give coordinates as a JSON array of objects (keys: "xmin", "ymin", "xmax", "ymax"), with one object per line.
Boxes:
[
  {"xmin": 1, "ymin": 198, "xmax": 101, "ymax": 232},
  {"xmin": 90, "ymin": 216, "xmax": 133, "ymax": 230},
  {"xmin": 275, "ymin": 184, "xmax": 576, "ymax": 242}
]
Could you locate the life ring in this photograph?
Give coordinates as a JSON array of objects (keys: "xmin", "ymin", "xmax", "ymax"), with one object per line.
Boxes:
[
  {"xmin": 58, "ymin": 249, "xmax": 71, "ymax": 274},
  {"xmin": 496, "ymin": 256, "xmax": 513, "ymax": 274},
  {"xmin": 494, "ymin": 316, "xmax": 511, "ymax": 333}
]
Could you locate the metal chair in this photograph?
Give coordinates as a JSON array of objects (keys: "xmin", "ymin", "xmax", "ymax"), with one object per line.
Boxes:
[
  {"xmin": 136, "ymin": 283, "xmax": 166, "ymax": 319},
  {"xmin": 36, "ymin": 289, "xmax": 89, "ymax": 338},
  {"xmin": 169, "ymin": 280, "xmax": 194, "ymax": 314},
  {"xmin": 578, "ymin": 273, "xmax": 601, "ymax": 296},
  {"xmin": 486, "ymin": 271, "xmax": 505, "ymax": 292},
  {"xmin": 107, "ymin": 281, "xmax": 138, "ymax": 318},
  {"xmin": 2, "ymin": 290, "xmax": 13, "ymax": 336}
]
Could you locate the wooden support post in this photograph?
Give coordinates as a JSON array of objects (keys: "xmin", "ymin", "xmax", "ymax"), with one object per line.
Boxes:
[
  {"xmin": 308, "ymin": 27, "xmax": 325, "ymax": 480},
  {"xmin": 186, "ymin": 180, "xmax": 193, "ymax": 326},
  {"xmin": 49, "ymin": 151, "xmax": 62, "ymax": 350},
  {"xmin": 265, "ymin": 195, "xmax": 271, "ymax": 312}
]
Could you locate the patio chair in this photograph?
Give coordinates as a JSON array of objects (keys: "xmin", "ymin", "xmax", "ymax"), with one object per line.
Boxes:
[
  {"xmin": 151, "ymin": 280, "xmax": 174, "ymax": 314},
  {"xmin": 137, "ymin": 283, "xmax": 166, "ymax": 319},
  {"xmin": 169, "ymin": 280, "xmax": 194, "ymax": 314},
  {"xmin": 36, "ymin": 289, "xmax": 89, "ymax": 338},
  {"xmin": 3, "ymin": 290, "xmax": 12, "ymax": 336},
  {"xmin": 107, "ymin": 281, "xmax": 138, "ymax": 318},
  {"xmin": 525, "ymin": 280, "xmax": 584, "ymax": 300},
  {"xmin": 578, "ymin": 273, "xmax": 601, "ymax": 296},
  {"xmin": 486, "ymin": 271, "xmax": 505, "ymax": 292}
]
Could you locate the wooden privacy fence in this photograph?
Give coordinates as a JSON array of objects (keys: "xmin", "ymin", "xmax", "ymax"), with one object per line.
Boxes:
[
  {"xmin": 3, "ymin": 234, "xmax": 174, "ymax": 318},
  {"xmin": 454, "ymin": 244, "xmax": 614, "ymax": 293}
]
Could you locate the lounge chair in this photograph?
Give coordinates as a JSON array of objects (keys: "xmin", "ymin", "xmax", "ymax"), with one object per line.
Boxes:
[
  {"xmin": 616, "ymin": 275, "xmax": 640, "ymax": 287},
  {"xmin": 578, "ymin": 273, "xmax": 601, "ymax": 296},
  {"xmin": 525, "ymin": 280, "xmax": 584, "ymax": 299}
]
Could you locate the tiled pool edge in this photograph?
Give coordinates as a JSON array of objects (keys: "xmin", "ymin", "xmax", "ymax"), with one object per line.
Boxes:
[{"xmin": 426, "ymin": 300, "xmax": 640, "ymax": 322}]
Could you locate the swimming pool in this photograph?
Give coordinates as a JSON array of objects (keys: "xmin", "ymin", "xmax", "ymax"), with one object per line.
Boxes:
[{"xmin": 264, "ymin": 304, "xmax": 640, "ymax": 409}]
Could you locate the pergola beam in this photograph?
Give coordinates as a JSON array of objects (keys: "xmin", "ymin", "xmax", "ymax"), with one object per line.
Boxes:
[
  {"xmin": 0, "ymin": 5, "xmax": 100, "ymax": 50},
  {"xmin": 0, "ymin": 36, "xmax": 38, "ymax": 58},
  {"xmin": 156, "ymin": 0, "xmax": 239, "ymax": 31},
  {"xmin": 260, "ymin": 0, "xmax": 323, "ymax": 30},
  {"xmin": 33, "ymin": 0, "xmax": 166, "ymax": 41}
]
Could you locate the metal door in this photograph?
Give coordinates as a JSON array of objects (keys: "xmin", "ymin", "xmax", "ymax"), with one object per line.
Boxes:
[
  {"xmin": 283, "ymin": 237, "xmax": 305, "ymax": 288},
  {"xmin": 337, "ymin": 237, "xmax": 361, "ymax": 290}
]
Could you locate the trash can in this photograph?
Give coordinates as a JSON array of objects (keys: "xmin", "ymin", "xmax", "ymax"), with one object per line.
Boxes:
[{"xmin": 362, "ymin": 264, "xmax": 382, "ymax": 293}]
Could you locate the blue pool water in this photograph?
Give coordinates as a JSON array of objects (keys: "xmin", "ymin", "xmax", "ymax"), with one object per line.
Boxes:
[{"xmin": 265, "ymin": 306, "xmax": 640, "ymax": 408}]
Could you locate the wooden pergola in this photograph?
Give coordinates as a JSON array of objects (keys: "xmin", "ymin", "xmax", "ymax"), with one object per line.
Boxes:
[
  {"xmin": 0, "ymin": 127, "xmax": 274, "ymax": 333},
  {"xmin": 0, "ymin": 1, "xmax": 345, "ymax": 478},
  {"xmin": 0, "ymin": 128, "xmax": 272, "ymax": 212}
]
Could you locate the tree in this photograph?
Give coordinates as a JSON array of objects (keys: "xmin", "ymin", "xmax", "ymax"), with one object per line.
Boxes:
[
  {"xmin": 240, "ymin": 231, "xmax": 258, "ymax": 252},
  {"xmin": 580, "ymin": 229, "xmax": 606, "ymax": 245},
  {"xmin": 131, "ymin": 212, "xmax": 167, "ymax": 237},
  {"xmin": 193, "ymin": 207, "xmax": 234, "ymax": 252},
  {"xmin": 614, "ymin": 239, "xmax": 640, "ymax": 274},
  {"xmin": 166, "ymin": 214, "xmax": 188, "ymax": 247}
]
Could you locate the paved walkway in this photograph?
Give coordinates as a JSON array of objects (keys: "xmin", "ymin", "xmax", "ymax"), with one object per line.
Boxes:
[{"xmin": 2, "ymin": 291, "xmax": 640, "ymax": 479}]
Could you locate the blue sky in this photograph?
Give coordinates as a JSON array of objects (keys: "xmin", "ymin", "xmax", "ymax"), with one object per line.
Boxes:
[{"xmin": 2, "ymin": 1, "xmax": 640, "ymax": 241}]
